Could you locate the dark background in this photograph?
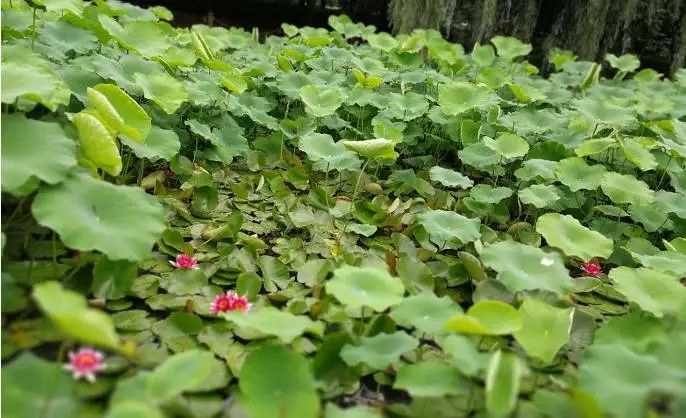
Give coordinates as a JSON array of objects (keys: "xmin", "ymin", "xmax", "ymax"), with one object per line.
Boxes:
[{"xmin": 128, "ymin": 0, "xmax": 685, "ymax": 75}]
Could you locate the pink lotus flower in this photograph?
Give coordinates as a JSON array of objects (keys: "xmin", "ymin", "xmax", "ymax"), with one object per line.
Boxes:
[
  {"xmin": 170, "ymin": 254, "xmax": 199, "ymax": 269},
  {"xmin": 63, "ymin": 348, "xmax": 105, "ymax": 382},
  {"xmin": 581, "ymin": 262, "xmax": 603, "ymax": 277},
  {"xmin": 210, "ymin": 291, "xmax": 252, "ymax": 314}
]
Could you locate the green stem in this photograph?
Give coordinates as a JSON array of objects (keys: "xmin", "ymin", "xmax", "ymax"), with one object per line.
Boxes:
[
  {"xmin": 655, "ymin": 154, "xmax": 673, "ymax": 190},
  {"xmin": 341, "ymin": 158, "xmax": 371, "ymax": 235}
]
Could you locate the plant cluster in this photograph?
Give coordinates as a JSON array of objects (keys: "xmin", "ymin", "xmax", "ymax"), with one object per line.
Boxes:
[{"xmin": 2, "ymin": 1, "xmax": 686, "ymax": 417}]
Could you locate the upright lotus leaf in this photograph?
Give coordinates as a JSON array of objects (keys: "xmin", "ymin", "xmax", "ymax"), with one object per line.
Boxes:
[
  {"xmin": 480, "ymin": 240, "xmax": 573, "ymax": 295},
  {"xmin": 394, "ymin": 360, "xmax": 465, "ymax": 397},
  {"xmin": 87, "ymin": 84, "xmax": 151, "ymax": 142},
  {"xmin": 326, "ymin": 266, "xmax": 404, "ymax": 312},
  {"xmin": 390, "ymin": 293, "xmax": 462, "ymax": 335},
  {"xmin": 573, "ymin": 97, "xmax": 636, "ymax": 128},
  {"xmin": 240, "ymin": 345, "xmax": 319, "ymax": 418},
  {"xmin": 574, "ymin": 137, "xmax": 617, "ymax": 157},
  {"xmin": 440, "ymin": 335, "xmax": 489, "ymax": 376},
  {"xmin": 325, "ymin": 404, "xmax": 382, "ymax": 418},
  {"xmin": 91, "ymin": 257, "xmax": 137, "ymax": 300},
  {"xmin": 298, "ymin": 132, "xmax": 361, "ymax": 172},
  {"xmin": 299, "ymin": 85, "xmax": 342, "ymax": 118},
  {"xmin": 416, "ymin": 209, "xmax": 481, "ymax": 248},
  {"xmin": 429, "ymin": 166, "xmax": 474, "ymax": 189},
  {"xmin": 620, "ymin": 137, "xmax": 657, "ymax": 171},
  {"xmin": 470, "ymin": 185, "xmax": 513, "ymax": 204},
  {"xmin": 605, "ymin": 53, "xmax": 640, "ymax": 73},
  {"xmin": 654, "ymin": 191, "xmax": 686, "ymax": 219},
  {"xmin": 554, "ymin": 157, "xmax": 607, "ymax": 191},
  {"xmin": 438, "ymin": 81, "xmax": 498, "ymax": 116},
  {"xmin": 513, "ymin": 299, "xmax": 574, "ymax": 363},
  {"xmin": 631, "ymin": 251, "xmax": 686, "ymax": 276},
  {"xmin": 147, "ymin": 350, "xmax": 218, "ymax": 401},
  {"xmin": 601, "ymin": 172, "xmax": 654, "ymax": 206},
  {"xmin": 382, "ymin": 92, "xmax": 429, "ymax": 121},
  {"xmin": 483, "ymin": 133, "xmax": 530, "ymax": 160},
  {"xmin": 536, "ymin": 213, "xmax": 613, "ymax": 261},
  {"xmin": 342, "ymin": 139, "xmax": 398, "ymax": 160},
  {"xmin": 366, "ymin": 32, "xmax": 398, "ymax": 52},
  {"xmin": 2, "ymin": 61, "xmax": 70, "ymax": 111},
  {"xmin": 486, "ymin": 351, "xmax": 522, "ymax": 417},
  {"xmin": 33, "ymin": 281, "xmax": 121, "ymax": 350},
  {"xmin": 32, "ymin": 172, "xmax": 165, "ymax": 261},
  {"xmin": 491, "ymin": 36, "xmax": 532, "ymax": 61},
  {"xmin": 97, "ymin": 16, "xmax": 170, "ymax": 58},
  {"xmin": 518, "ymin": 184, "xmax": 561, "ymax": 208},
  {"xmin": 1, "ymin": 114, "xmax": 77, "ymax": 195},
  {"xmin": 223, "ymin": 307, "xmax": 317, "ymax": 343},
  {"xmin": 608, "ymin": 267, "xmax": 686, "ymax": 318},
  {"xmin": 2, "ymin": 353, "xmax": 83, "ymax": 418},
  {"xmin": 579, "ymin": 343, "xmax": 686, "ymax": 418},
  {"xmin": 514, "ymin": 159, "xmax": 558, "ymax": 181},
  {"xmin": 458, "ymin": 142, "xmax": 501, "ymax": 171},
  {"xmin": 446, "ymin": 300, "xmax": 522, "ymax": 335},
  {"xmin": 120, "ymin": 126, "xmax": 180, "ymax": 162},
  {"xmin": 340, "ymin": 331, "xmax": 419, "ymax": 369},
  {"xmin": 72, "ymin": 111, "xmax": 122, "ymax": 176},
  {"xmin": 134, "ymin": 72, "xmax": 188, "ymax": 114},
  {"xmin": 471, "ymin": 43, "xmax": 495, "ymax": 66}
]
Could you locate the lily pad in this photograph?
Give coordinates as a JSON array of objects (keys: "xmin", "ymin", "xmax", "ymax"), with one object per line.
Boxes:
[
  {"xmin": 32, "ymin": 172, "xmax": 165, "ymax": 261},
  {"xmin": 416, "ymin": 209, "xmax": 481, "ymax": 248},
  {"xmin": 390, "ymin": 293, "xmax": 462, "ymax": 335},
  {"xmin": 429, "ymin": 166, "xmax": 474, "ymax": 189},
  {"xmin": 601, "ymin": 172, "xmax": 654, "ymax": 206},
  {"xmin": 340, "ymin": 331, "xmax": 419, "ymax": 369},
  {"xmin": 480, "ymin": 240, "xmax": 573, "ymax": 295},
  {"xmin": 394, "ymin": 360, "xmax": 465, "ymax": 397},
  {"xmin": 536, "ymin": 213, "xmax": 613, "ymax": 261},
  {"xmin": 223, "ymin": 307, "xmax": 317, "ymax": 343},
  {"xmin": 513, "ymin": 299, "xmax": 574, "ymax": 363},
  {"xmin": 446, "ymin": 300, "xmax": 522, "ymax": 335},
  {"xmin": 326, "ymin": 265, "xmax": 404, "ymax": 312},
  {"xmin": 342, "ymin": 139, "xmax": 398, "ymax": 160},
  {"xmin": 299, "ymin": 85, "xmax": 342, "ymax": 118},
  {"xmin": 608, "ymin": 267, "xmax": 686, "ymax": 318}
]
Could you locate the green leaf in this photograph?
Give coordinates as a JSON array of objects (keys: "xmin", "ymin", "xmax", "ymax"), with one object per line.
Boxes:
[
  {"xmin": 121, "ymin": 126, "xmax": 180, "ymax": 162},
  {"xmin": 326, "ymin": 265, "xmax": 404, "ymax": 312},
  {"xmin": 605, "ymin": 53, "xmax": 640, "ymax": 73},
  {"xmin": 72, "ymin": 111, "xmax": 122, "ymax": 176},
  {"xmin": 601, "ymin": 172, "xmax": 654, "ymax": 206},
  {"xmin": 324, "ymin": 404, "xmax": 382, "ymax": 418},
  {"xmin": 1, "ymin": 61, "xmax": 70, "ymax": 111},
  {"xmin": 483, "ymin": 133, "xmax": 530, "ymax": 160},
  {"xmin": 446, "ymin": 300, "xmax": 522, "ymax": 335},
  {"xmin": 620, "ymin": 137, "xmax": 657, "ymax": 171},
  {"xmin": 299, "ymin": 84, "xmax": 342, "ymax": 118},
  {"xmin": 438, "ymin": 81, "xmax": 498, "ymax": 116},
  {"xmin": 1, "ymin": 114, "xmax": 76, "ymax": 195},
  {"xmin": 554, "ymin": 157, "xmax": 607, "ymax": 191},
  {"xmin": 33, "ymin": 281, "xmax": 121, "ymax": 350},
  {"xmin": 32, "ymin": 172, "xmax": 165, "ymax": 261},
  {"xmin": 579, "ymin": 343, "xmax": 686, "ymax": 418},
  {"xmin": 631, "ymin": 250, "xmax": 686, "ymax": 276},
  {"xmin": 134, "ymin": 72, "xmax": 188, "ymax": 114},
  {"xmin": 340, "ymin": 331, "xmax": 419, "ymax": 369},
  {"xmin": 485, "ymin": 351, "xmax": 522, "ymax": 417},
  {"xmin": 574, "ymin": 137, "xmax": 617, "ymax": 157},
  {"xmin": 342, "ymin": 139, "xmax": 398, "ymax": 160},
  {"xmin": 366, "ymin": 32, "xmax": 398, "ymax": 52},
  {"xmin": 2, "ymin": 353, "xmax": 82, "ymax": 418},
  {"xmin": 480, "ymin": 240, "xmax": 573, "ymax": 295},
  {"xmin": 98, "ymin": 16, "xmax": 170, "ymax": 58},
  {"xmin": 429, "ymin": 166, "xmax": 473, "ymax": 189},
  {"xmin": 223, "ymin": 307, "xmax": 317, "ymax": 343},
  {"xmin": 394, "ymin": 360, "xmax": 465, "ymax": 397},
  {"xmin": 470, "ymin": 185, "xmax": 513, "ymax": 203},
  {"xmin": 491, "ymin": 36, "xmax": 532, "ymax": 61},
  {"xmin": 513, "ymin": 299, "xmax": 574, "ymax": 363},
  {"xmin": 92, "ymin": 257, "xmax": 137, "ymax": 300},
  {"xmin": 390, "ymin": 293, "xmax": 462, "ymax": 335},
  {"xmin": 240, "ymin": 345, "xmax": 319, "ymax": 418},
  {"xmin": 416, "ymin": 209, "xmax": 481, "ymax": 248},
  {"xmin": 147, "ymin": 350, "xmax": 218, "ymax": 401},
  {"xmin": 535, "ymin": 213, "xmax": 613, "ymax": 261},
  {"xmin": 608, "ymin": 267, "xmax": 686, "ymax": 318},
  {"xmin": 518, "ymin": 184, "xmax": 561, "ymax": 208},
  {"xmin": 471, "ymin": 43, "xmax": 495, "ymax": 66},
  {"xmin": 440, "ymin": 335, "xmax": 489, "ymax": 376},
  {"xmin": 87, "ymin": 84, "xmax": 151, "ymax": 142},
  {"xmin": 299, "ymin": 132, "xmax": 361, "ymax": 172}
]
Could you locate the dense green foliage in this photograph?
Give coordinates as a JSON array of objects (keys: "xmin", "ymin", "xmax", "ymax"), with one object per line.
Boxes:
[{"xmin": 2, "ymin": 1, "xmax": 686, "ymax": 417}]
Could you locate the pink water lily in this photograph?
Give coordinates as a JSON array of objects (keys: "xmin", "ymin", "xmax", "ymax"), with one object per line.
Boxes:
[
  {"xmin": 170, "ymin": 254, "xmax": 199, "ymax": 269},
  {"xmin": 63, "ymin": 348, "xmax": 105, "ymax": 382},
  {"xmin": 580, "ymin": 262, "xmax": 603, "ymax": 277},
  {"xmin": 210, "ymin": 291, "xmax": 252, "ymax": 314}
]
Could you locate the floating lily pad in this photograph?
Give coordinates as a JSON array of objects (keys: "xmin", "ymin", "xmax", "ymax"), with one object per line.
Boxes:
[
  {"xmin": 536, "ymin": 213, "xmax": 613, "ymax": 261},
  {"xmin": 513, "ymin": 299, "xmax": 574, "ymax": 363},
  {"xmin": 340, "ymin": 331, "xmax": 419, "ymax": 369},
  {"xmin": 416, "ymin": 209, "xmax": 481, "ymax": 248},
  {"xmin": 446, "ymin": 300, "xmax": 522, "ymax": 335},
  {"xmin": 394, "ymin": 360, "xmax": 465, "ymax": 397},
  {"xmin": 326, "ymin": 265, "xmax": 404, "ymax": 312}
]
